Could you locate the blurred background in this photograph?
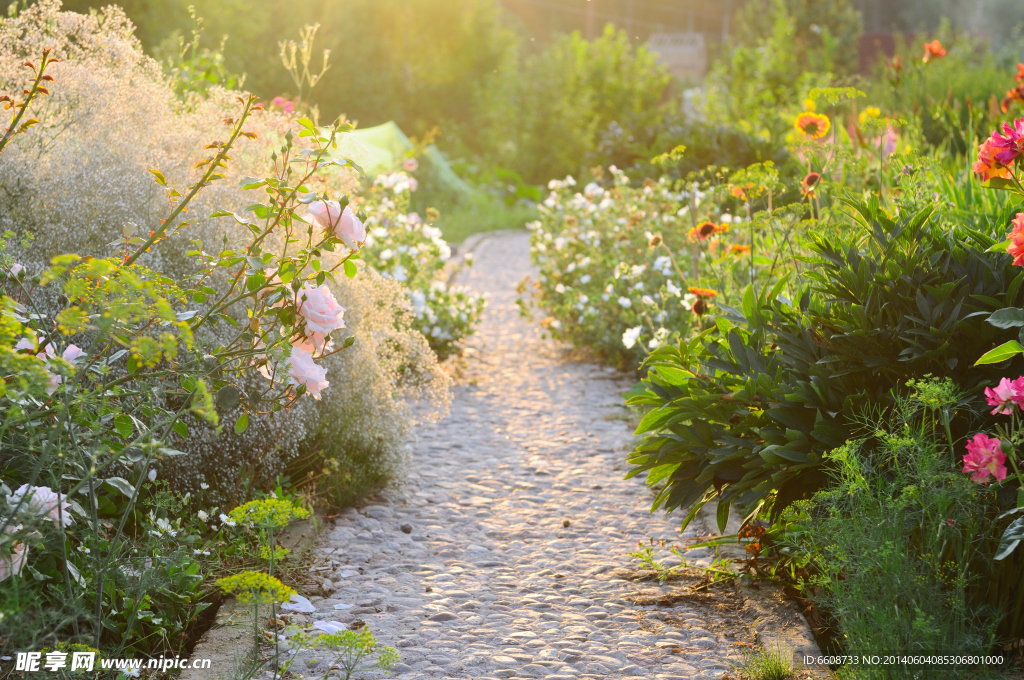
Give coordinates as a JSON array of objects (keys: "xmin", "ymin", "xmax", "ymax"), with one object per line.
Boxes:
[{"xmin": 51, "ymin": 0, "xmax": 1024, "ymax": 240}]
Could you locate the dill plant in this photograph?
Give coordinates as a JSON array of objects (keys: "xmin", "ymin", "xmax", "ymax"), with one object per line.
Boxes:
[{"xmin": 791, "ymin": 385, "xmax": 1001, "ymax": 677}]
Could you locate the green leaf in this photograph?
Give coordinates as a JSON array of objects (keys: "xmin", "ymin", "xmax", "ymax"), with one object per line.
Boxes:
[
  {"xmin": 297, "ymin": 117, "xmax": 315, "ymax": 130},
  {"xmin": 716, "ymin": 500, "xmax": 731, "ymax": 533},
  {"xmin": 113, "ymin": 414, "xmax": 134, "ymax": 439},
  {"xmin": 987, "ymin": 240, "xmax": 1010, "ymax": 253},
  {"xmin": 988, "ymin": 308, "xmax": 1024, "ymax": 329},
  {"xmin": 173, "ymin": 420, "xmax": 189, "ymax": 439},
  {"xmin": 240, "ymin": 176, "xmax": 266, "ymax": 190},
  {"xmin": 209, "ymin": 209, "xmax": 232, "ymax": 218},
  {"xmin": 148, "ymin": 168, "xmax": 167, "ymax": 186},
  {"xmin": 234, "ymin": 413, "xmax": 249, "ymax": 434},
  {"xmin": 343, "ymin": 260, "xmax": 357, "ymax": 279},
  {"xmin": 975, "ymin": 340, "xmax": 1024, "ymax": 365},
  {"xmin": 216, "ymin": 385, "xmax": 240, "ymax": 411},
  {"xmin": 105, "ymin": 477, "xmax": 137, "ymax": 499},
  {"xmin": 996, "ymin": 516, "xmax": 1024, "ymax": 560}
]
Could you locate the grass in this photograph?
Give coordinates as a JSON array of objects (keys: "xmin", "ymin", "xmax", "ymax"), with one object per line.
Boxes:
[
  {"xmin": 734, "ymin": 644, "xmax": 793, "ymax": 680},
  {"xmin": 434, "ymin": 193, "xmax": 537, "ymax": 244}
]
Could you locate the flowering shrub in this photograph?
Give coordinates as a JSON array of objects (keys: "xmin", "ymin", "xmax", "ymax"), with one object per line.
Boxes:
[
  {"xmin": 0, "ymin": 1, "xmax": 450, "ymax": 659},
  {"xmin": 360, "ymin": 171, "xmax": 486, "ymax": 359},
  {"xmin": 523, "ymin": 164, "xmax": 791, "ymax": 367}
]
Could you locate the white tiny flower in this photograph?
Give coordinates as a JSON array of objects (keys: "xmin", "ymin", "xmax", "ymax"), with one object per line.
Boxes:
[
  {"xmin": 200, "ymin": 483, "xmax": 210, "ymax": 490},
  {"xmin": 555, "ymin": 283, "xmax": 566, "ymax": 294},
  {"xmin": 617, "ymin": 296, "xmax": 632, "ymax": 309},
  {"xmin": 219, "ymin": 513, "xmax": 236, "ymax": 527},
  {"xmin": 147, "ymin": 468, "xmax": 157, "ymax": 482},
  {"xmin": 197, "ymin": 510, "xmax": 209, "ymax": 522},
  {"xmin": 579, "ymin": 274, "xmax": 592, "ymax": 284},
  {"xmin": 642, "ymin": 295, "xmax": 655, "ymax": 306}
]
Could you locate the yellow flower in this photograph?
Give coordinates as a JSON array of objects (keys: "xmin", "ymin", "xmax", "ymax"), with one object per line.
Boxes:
[
  {"xmin": 228, "ymin": 498, "xmax": 310, "ymax": 528},
  {"xmin": 858, "ymin": 106, "xmax": 881, "ymax": 124},
  {"xmin": 795, "ymin": 112, "xmax": 831, "ymax": 140},
  {"xmin": 215, "ymin": 571, "xmax": 295, "ymax": 604}
]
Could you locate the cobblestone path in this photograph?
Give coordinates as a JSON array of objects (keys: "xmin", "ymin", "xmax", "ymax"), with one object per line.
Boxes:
[{"xmin": 295, "ymin": 232, "xmax": 748, "ymax": 680}]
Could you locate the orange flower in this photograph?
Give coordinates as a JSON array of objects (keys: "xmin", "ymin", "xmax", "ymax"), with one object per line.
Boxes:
[
  {"xmin": 973, "ymin": 139, "xmax": 1013, "ymax": 183},
  {"xmin": 922, "ymin": 40, "xmax": 945, "ymax": 63},
  {"xmin": 688, "ymin": 287, "xmax": 717, "ymax": 316},
  {"xmin": 689, "ymin": 221, "xmax": 718, "ymax": 241},
  {"xmin": 1008, "ymin": 213, "xmax": 1024, "ymax": 266},
  {"xmin": 795, "ymin": 112, "xmax": 831, "ymax": 140},
  {"xmin": 731, "ymin": 185, "xmax": 748, "ymax": 201},
  {"xmin": 1016, "ymin": 63, "xmax": 1024, "ymax": 83},
  {"xmin": 801, "ymin": 172, "xmax": 821, "ymax": 196},
  {"xmin": 1002, "ymin": 85, "xmax": 1024, "ymax": 114},
  {"xmin": 728, "ymin": 244, "xmax": 751, "ymax": 255}
]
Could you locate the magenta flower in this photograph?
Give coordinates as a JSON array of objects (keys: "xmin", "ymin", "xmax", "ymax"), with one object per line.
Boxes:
[
  {"xmin": 986, "ymin": 377, "xmax": 1019, "ymax": 414},
  {"xmin": 991, "ymin": 119, "xmax": 1024, "ymax": 166},
  {"xmin": 963, "ymin": 433, "xmax": 1008, "ymax": 484}
]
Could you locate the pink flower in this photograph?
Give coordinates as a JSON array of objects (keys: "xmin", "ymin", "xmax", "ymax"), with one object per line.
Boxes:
[
  {"xmin": 272, "ymin": 96, "xmax": 286, "ymax": 107},
  {"xmin": 990, "ymin": 119, "xmax": 1024, "ymax": 166},
  {"xmin": 1009, "ymin": 213, "xmax": 1024, "ymax": 267},
  {"xmin": 0, "ymin": 528, "xmax": 27, "ymax": 583},
  {"xmin": 874, "ymin": 128, "xmax": 898, "ymax": 159},
  {"xmin": 287, "ymin": 347, "xmax": 329, "ymax": 399},
  {"xmin": 963, "ymin": 433, "xmax": 1008, "ymax": 484},
  {"xmin": 283, "ymin": 101, "xmax": 294, "ymax": 114},
  {"xmin": 986, "ymin": 377, "xmax": 1019, "ymax": 414},
  {"xmin": 946, "ymin": 518, "xmax": 956, "ymax": 527},
  {"xmin": 6, "ymin": 485, "xmax": 73, "ymax": 526},
  {"xmin": 403, "ymin": 157, "xmax": 419, "ymax": 172},
  {"xmin": 307, "ymin": 201, "xmax": 366, "ymax": 250},
  {"xmin": 295, "ymin": 283, "xmax": 345, "ymax": 352}
]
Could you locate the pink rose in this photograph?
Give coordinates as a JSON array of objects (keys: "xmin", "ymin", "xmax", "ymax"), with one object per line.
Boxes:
[
  {"xmin": 7, "ymin": 484, "xmax": 73, "ymax": 526},
  {"xmin": 283, "ymin": 101, "xmax": 294, "ymax": 114},
  {"xmin": 307, "ymin": 201, "xmax": 366, "ymax": 250},
  {"xmin": 287, "ymin": 347, "xmax": 329, "ymax": 399},
  {"xmin": 963, "ymin": 433, "xmax": 1008, "ymax": 484},
  {"xmin": 272, "ymin": 96, "xmax": 286, "ymax": 107},
  {"xmin": 295, "ymin": 284, "xmax": 345, "ymax": 352},
  {"xmin": 403, "ymin": 157, "xmax": 419, "ymax": 172}
]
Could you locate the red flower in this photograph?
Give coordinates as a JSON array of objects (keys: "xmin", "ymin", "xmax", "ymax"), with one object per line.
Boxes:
[
  {"xmin": 1008, "ymin": 213, "xmax": 1024, "ymax": 266},
  {"xmin": 801, "ymin": 172, "xmax": 821, "ymax": 196},
  {"xmin": 990, "ymin": 119, "xmax": 1024, "ymax": 166},
  {"xmin": 922, "ymin": 40, "xmax": 946, "ymax": 63},
  {"xmin": 963, "ymin": 433, "xmax": 1007, "ymax": 484},
  {"xmin": 974, "ymin": 138, "xmax": 1012, "ymax": 183}
]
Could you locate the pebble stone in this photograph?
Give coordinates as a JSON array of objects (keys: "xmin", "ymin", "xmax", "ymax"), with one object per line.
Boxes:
[{"xmin": 272, "ymin": 232, "xmax": 745, "ymax": 679}]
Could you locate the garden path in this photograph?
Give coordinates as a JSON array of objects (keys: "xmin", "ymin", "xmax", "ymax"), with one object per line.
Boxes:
[{"xmin": 294, "ymin": 232, "xmax": 749, "ymax": 680}]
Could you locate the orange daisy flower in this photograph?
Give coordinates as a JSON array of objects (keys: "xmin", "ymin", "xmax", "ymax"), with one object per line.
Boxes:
[
  {"xmin": 1002, "ymin": 85, "xmax": 1024, "ymax": 114},
  {"xmin": 974, "ymin": 139, "xmax": 1013, "ymax": 183},
  {"xmin": 688, "ymin": 287, "xmax": 717, "ymax": 298},
  {"xmin": 922, "ymin": 40, "xmax": 946, "ymax": 63},
  {"xmin": 728, "ymin": 244, "xmax": 752, "ymax": 255},
  {"xmin": 731, "ymin": 185, "xmax": 748, "ymax": 201},
  {"xmin": 688, "ymin": 287, "xmax": 717, "ymax": 316},
  {"xmin": 795, "ymin": 112, "xmax": 831, "ymax": 140},
  {"xmin": 689, "ymin": 221, "xmax": 718, "ymax": 241}
]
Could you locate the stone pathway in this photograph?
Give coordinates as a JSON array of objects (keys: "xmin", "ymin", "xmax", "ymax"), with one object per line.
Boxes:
[{"xmin": 281, "ymin": 232, "xmax": 750, "ymax": 680}]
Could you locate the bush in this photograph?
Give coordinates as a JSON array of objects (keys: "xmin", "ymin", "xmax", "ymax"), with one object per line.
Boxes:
[
  {"xmin": 790, "ymin": 391, "xmax": 1001, "ymax": 672},
  {"xmin": 0, "ymin": 1, "xmax": 451, "ymax": 659},
  {"xmin": 627, "ymin": 182, "xmax": 1024, "ymax": 530},
  {"xmin": 360, "ymin": 172, "xmax": 486, "ymax": 360}
]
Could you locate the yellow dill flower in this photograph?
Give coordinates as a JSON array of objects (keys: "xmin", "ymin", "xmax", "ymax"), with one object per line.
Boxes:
[
  {"xmin": 859, "ymin": 106, "xmax": 881, "ymax": 124},
  {"xmin": 228, "ymin": 498, "xmax": 310, "ymax": 528},
  {"xmin": 215, "ymin": 571, "xmax": 295, "ymax": 604}
]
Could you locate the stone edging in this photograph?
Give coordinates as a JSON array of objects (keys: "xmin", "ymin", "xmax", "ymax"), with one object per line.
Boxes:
[
  {"xmin": 698, "ymin": 501, "xmax": 831, "ymax": 678},
  {"xmin": 181, "ymin": 517, "xmax": 323, "ymax": 680}
]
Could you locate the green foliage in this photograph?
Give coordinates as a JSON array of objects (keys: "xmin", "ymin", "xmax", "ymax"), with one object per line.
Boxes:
[
  {"xmin": 791, "ymin": 407, "xmax": 1000, "ymax": 674},
  {"xmin": 627, "ymin": 191, "xmax": 1024, "ymax": 528},
  {"xmin": 463, "ymin": 24, "xmax": 671, "ymax": 183},
  {"xmin": 295, "ymin": 625, "xmax": 399, "ymax": 680},
  {"xmin": 732, "ymin": 643, "xmax": 793, "ymax": 680}
]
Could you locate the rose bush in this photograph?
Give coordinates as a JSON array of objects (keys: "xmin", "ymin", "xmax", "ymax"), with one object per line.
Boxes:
[{"xmin": 0, "ymin": 1, "xmax": 450, "ymax": 659}]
